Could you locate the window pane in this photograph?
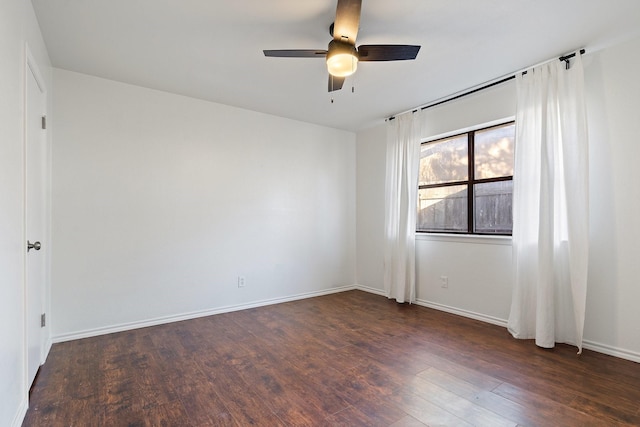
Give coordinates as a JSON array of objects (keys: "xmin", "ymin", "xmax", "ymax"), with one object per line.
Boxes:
[
  {"xmin": 417, "ymin": 185, "xmax": 467, "ymax": 232},
  {"xmin": 419, "ymin": 135, "xmax": 468, "ymax": 186},
  {"xmin": 474, "ymin": 181, "xmax": 513, "ymax": 233},
  {"xmin": 474, "ymin": 123, "xmax": 515, "ymax": 180}
]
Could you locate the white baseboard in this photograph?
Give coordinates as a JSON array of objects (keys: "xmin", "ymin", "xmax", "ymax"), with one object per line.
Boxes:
[
  {"xmin": 12, "ymin": 398, "xmax": 28, "ymax": 427},
  {"xmin": 52, "ymin": 285, "xmax": 357, "ymax": 343},
  {"xmin": 582, "ymin": 339, "xmax": 640, "ymax": 363},
  {"xmin": 51, "ymin": 285, "xmax": 640, "ymax": 365},
  {"xmin": 354, "ymin": 284, "xmax": 386, "ymax": 296},
  {"xmin": 414, "ymin": 299, "xmax": 509, "ymax": 328},
  {"xmin": 354, "ymin": 288, "xmax": 640, "ymax": 364},
  {"xmin": 353, "ymin": 286, "xmax": 509, "ymax": 327}
]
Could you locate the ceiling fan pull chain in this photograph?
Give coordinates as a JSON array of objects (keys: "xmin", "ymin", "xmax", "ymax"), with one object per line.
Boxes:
[{"xmin": 330, "ymin": 74, "xmax": 334, "ymax": 103}]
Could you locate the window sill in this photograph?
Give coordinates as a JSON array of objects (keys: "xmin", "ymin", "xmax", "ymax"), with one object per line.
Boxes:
[{"xmin": 415, "ymin": 232, "xmax": 512, "ymax": 246}]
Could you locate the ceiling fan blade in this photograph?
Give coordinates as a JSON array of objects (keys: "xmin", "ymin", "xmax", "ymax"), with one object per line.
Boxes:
[
  {"xmin": 358, "ymin": 45, "xmax": 421, "ymax": 61},
  {"xmin": 263, "ymin": 49, "xmax": 327, "ymax": 58},
  {"xmin": 333, "ymin": 0, "xmax": 362, "ymax": 44},
  {"xmin": 328, "ymin": 75, "xmax": 345, "ymax": 92}
]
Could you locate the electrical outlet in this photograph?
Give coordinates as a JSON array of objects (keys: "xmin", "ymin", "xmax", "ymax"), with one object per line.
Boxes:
[
  {"xmin": 440, "ymin": 276, "xmax": 449, "ymax": 288},
  {"xmin": 237, "ymin": 276, "xmax": 246, "ymax": 288}
]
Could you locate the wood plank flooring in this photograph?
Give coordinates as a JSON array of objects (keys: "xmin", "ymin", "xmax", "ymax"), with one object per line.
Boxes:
[{"xmin": 23, "ymin": 290, "xmax": 640, "ymax": 426}]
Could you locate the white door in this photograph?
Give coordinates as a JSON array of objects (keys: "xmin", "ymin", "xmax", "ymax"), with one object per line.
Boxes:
[{"xmin": 26, "ymin": 59, "xmax": 47, "ymax": 388}]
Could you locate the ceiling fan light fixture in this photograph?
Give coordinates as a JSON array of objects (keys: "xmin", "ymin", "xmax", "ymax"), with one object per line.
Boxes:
[{"xmin": 326, "ymin": 40, "xmax": 358, "ymax": 77}]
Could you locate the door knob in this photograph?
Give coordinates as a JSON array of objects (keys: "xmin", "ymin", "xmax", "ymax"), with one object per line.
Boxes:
[{"xmin": 27, "ymin": 241, "xmax": 41, "ymax": 252}]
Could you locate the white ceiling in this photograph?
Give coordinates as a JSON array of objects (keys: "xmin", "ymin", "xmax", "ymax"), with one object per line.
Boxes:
[{"xmin": 32, "ymin": 0, "xmax": 640, "ymax": 132}]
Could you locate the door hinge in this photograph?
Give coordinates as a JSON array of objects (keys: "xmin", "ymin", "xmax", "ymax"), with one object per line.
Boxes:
[
  {"xmin": 41, "ymin": 313, "xmax": 46, "ymax": 328},
  {"xmin": 41, "ymin": 115, "xmax": 46, "ymax": 130}
]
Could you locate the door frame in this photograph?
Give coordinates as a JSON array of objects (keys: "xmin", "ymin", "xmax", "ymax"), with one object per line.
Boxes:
[{"xmin": 23, "ymin": 43, "xmax": 51, "ymax": 391}]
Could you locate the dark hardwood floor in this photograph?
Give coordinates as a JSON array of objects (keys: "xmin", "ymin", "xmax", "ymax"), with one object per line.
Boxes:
[{"xmin": 23, "ymin": 290, "xmax": 640, "ymax": 426}]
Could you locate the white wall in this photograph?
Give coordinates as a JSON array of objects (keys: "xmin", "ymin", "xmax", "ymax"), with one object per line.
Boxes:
[
  {"xmin": 355, "ymin": 125, "xmax": 387, "ymax": 292},
  {"xmin": 583, "ymin": 36, "xmax": 640, "ymax": 359},
  {"xmin": 415, "ymin": 82, "xmax": 516, "ymax": 324},
  {"xmin": 356, "ymin": 82, "xmax": 516, "ymax": 324},
  {"xmin": 355, "ymin": 35, "xmax": 640, "ymax": 361},
  {"xmin": 51, "ymin": 69, "xmax": 356, "ymax": 340},
  {"xmin": 0, "ymin": 1, "xmax": 51, "ymax": 426}
]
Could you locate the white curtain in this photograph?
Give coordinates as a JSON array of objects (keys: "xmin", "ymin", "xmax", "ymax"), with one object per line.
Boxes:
[
  {"xmin": 383, "ymin": 111, "xmax": 423, "ymax": 303},
  {"xmin": 508, "ymin": 54, "xmax": 589, "ymax": 352}
]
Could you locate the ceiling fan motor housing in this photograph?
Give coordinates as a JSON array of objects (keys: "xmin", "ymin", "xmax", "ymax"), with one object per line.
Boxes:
[{"xmin": 326, "ymin": 40, "xmax": 358, "ymax": 77}]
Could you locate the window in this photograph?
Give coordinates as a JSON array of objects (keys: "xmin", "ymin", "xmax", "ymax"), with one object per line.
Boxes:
[{"xmin": 417, "ymin": 122, "xmax": 515, "ymax": 235}]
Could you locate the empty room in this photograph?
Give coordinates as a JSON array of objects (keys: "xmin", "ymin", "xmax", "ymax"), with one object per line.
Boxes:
[{"xmin": 3, "ymin": 0, "xmax": 640, "ymax": 426}]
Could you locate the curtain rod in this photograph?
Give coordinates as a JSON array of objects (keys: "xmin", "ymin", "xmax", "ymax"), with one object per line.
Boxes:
[{"xmin": 387, "ymin": 49, "xmax": 585, "ymax": 121}]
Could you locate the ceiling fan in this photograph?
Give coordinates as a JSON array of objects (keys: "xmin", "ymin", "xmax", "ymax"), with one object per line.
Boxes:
[{"xmin": 263, "ymin": 0, "xmax": 421, "ymax": 92}]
